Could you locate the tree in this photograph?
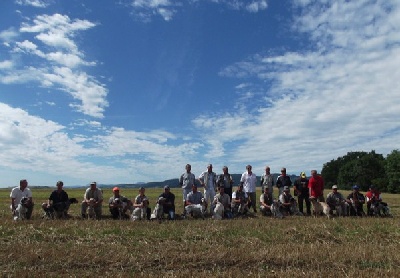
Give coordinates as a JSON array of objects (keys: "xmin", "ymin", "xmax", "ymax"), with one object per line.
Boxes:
[
  {"xmin": 323, "ymin": 151, "xmax": 385, "ymax": 191},
  {"xmin": 385, "ymin": 150, "xmax": 400, "ymax": 193}
]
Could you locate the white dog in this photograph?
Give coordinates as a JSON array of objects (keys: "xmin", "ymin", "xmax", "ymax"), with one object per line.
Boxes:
[
  {"xmin": 185, "ymin": 198, "xmax": 207, "ymax": 219},
  {"xmin": 213, "ymin": 202, "xmax": 224, "ymax": 220},
  {"xmin": 151, "ymin": 197, "xmax": 167, "ymax": 221},
  {"xmin": 87, "ymin": 198, "xmax": 97, "ymax": 219},
  {"xmin": 310, "ymin": 197, "xmax": 330, "ymax": 218}
]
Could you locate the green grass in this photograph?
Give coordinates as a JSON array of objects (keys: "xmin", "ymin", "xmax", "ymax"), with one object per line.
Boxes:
[{"xmin": 0, "ymin": 187, "xmax": 400, "ymax": 277}]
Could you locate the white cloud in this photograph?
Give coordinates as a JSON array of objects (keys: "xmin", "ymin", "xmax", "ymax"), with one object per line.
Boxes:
[
  {"xmin": 0, "ymin": 60, "xmax": 14, "ymax": 70},
  {"xmin": 1, "ymin": 14, "xmax": 106, "ymax": 118},
  {"xmin": 0, "ymin": 103, "xmax": 207, "ymax": 185},
  {"xmin": 197, "ymin": 0, "xmax": 400, "ymax": 174},
  {"xmin": 130, "ymin": 0, "xmax": 268, "ymax": 22},
  {"xmin": 0, "ymin": 28, "xmax": 19, "ymax": 43},
  {"xmin": 246, "ymin": 1, "xmax": 268, "ymax": 13},
  {"xmin": 15, "ymin": 0, "xmax": 49, "ymax": 8}
]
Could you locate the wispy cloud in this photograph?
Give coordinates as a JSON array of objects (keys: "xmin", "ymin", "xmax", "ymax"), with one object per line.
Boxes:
[
  {"xmin": 129, "ymin": 0, "xmax": 268, "ymax": 22},
  {"xmin": 15, "ymin": 0, "xmax": 50, "ymax": 8},
  {"xmin": 197, "ymin": 0, "xmax": 400, "ymax": 173}
]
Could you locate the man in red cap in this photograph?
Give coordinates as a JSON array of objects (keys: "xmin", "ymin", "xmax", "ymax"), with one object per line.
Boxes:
[{"xmin": 108, "ymin": 187, "xmax": 132, "ymax": 219}]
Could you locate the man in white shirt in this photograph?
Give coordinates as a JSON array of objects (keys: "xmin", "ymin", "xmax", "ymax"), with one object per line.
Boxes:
[
  {"xmin": 240, "ymin": 165, "xmax": 257, "ymax": 213},
  {"xmin": 10, "ymin": 179, "xmax": 34, "ymax": 220},
  {"xmin": 198, "ymin": 164, "xmax": 217, "ymax": 214}
]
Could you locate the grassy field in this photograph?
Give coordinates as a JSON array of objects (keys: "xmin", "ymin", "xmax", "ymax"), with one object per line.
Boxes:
[{"xmin": 1, "ymin": 187, "xmax": 400, "ymax": 277}]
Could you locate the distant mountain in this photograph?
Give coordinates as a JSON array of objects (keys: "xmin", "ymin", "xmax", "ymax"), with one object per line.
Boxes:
[{"xmin": 39, "ymin": 173, "xmax": 300, "ymax": 190}]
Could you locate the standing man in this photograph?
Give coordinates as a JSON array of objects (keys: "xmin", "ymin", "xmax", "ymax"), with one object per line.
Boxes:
[
  {"xmin": 10, "ymin": 179, "xmax": 34, "ymax": 220},
  {"xmin": 81, "ymin": 181, "xmax": 103, "ymax": 219},
  {"xmin": 293, "ymin": 172, "xmax": 311, "ymax": 215},
  {"xmin": 276, "ymin": 167, "xmax": 292, "ymax": 196},
  {"xmin": 198, "ymin": 164, "xmax": 217, "ymax": 214},
  {"xmin": 179, "ymin": 164, "xmax": 196, "ymax": 216},
  {"xmin": 240, "ymin": 165, "xmax": 257, "ymax": 213},
  {"xmin": 216, "ymin": 166, "xmax": 234, "ymax": 198},
  {"xmin": 260, "ymin": 166, "xmax": 274, "ymax": 199},
  {"xmin": 308, "ymin": 170, "xmax": 325, "ymax": 202}
]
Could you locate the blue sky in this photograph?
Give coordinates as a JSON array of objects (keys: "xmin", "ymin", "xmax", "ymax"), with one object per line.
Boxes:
[{"xmin": 1, "ymin": 0, "xmax": 399, "ymax": 187}]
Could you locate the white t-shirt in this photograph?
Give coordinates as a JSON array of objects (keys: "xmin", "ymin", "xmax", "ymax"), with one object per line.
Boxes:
[
  {"xmin": 240, "ymin": 171, "xmax": 257, "ymax": 193},
  {"xmin": 10, "ymin": 187, "xmax": 32, "ymax": 208}
]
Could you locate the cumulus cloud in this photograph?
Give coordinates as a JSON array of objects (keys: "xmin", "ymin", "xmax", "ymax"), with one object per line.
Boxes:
[
  {"xmin": 0, "ymin": 14, "xmax": 107, "ymax": 118},
  {"xmin": 0, "ymin": 103, "xmax": 205, "ymax": 185}
]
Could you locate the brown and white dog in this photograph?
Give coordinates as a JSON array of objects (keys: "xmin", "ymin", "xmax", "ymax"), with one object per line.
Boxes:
[{"xmin": 310, "ymin": 197, "xmax": 330, "ymax": 218}]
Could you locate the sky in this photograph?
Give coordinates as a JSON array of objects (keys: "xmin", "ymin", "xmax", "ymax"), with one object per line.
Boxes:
[{"xmin": 1, "ymin": 0, "xmax": 400, "ymax": 187}]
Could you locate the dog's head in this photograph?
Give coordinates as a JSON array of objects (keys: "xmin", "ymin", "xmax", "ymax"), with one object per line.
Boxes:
[
  {"xmin": 157, "ymin": 197, "xmax": 167, "ymax": 204},
  {"xmin": 20, "ymin": 197, "xmax": 30, "ymax": 207},
  {"xmin": 69, "ymin": 198, "xmax": 78, "ymax": 204}
]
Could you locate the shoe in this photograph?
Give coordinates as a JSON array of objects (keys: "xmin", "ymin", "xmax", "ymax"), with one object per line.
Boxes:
[{"xmin": 81, "ymin": 214, "xmax": 87, "ymax": 219}]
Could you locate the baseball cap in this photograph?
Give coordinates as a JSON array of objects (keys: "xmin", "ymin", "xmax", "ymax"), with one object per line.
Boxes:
[
  {"xmin": 90, "ymin": 182, "xmax": 96, "ymax": 185},
  {"xmin": 332, "ymin": 185, "xmax": 338, "ymax": 189},
  {"xmin": 112, "ymin": 187, "xmax": 120, "ymax": 192},
  {"xmin": 283, "ymin": 186, "xmax": 289, "ymax": 191},
  {"xmin": 57, "ymin": 181, "xmax": 64, "ymax": 186},
  {"xmin": 164, "ymin": 185, "xmax": 170, "ymax": 190},
  {"xmin": 352, "ymin": 185, "xmax": 360, "ymax": 190},
  {"xmin": 300, "ymin": 172, "xmax": 306, "ymax": 178}
]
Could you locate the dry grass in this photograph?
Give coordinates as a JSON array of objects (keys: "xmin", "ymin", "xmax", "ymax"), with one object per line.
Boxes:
[{"xmin": 1, "ymin": 188, "xmax": 400, "ymax": 277}]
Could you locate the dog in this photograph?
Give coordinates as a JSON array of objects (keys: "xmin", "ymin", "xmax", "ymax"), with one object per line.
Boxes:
[
  {"xmin": 14, "ymin": 197, "xmax": 31, "ymax": 220},
  {"xmin": 310, "ymin": 197, "xmax": 330, "ymax": 218},
  {"xmin": 184, "ymin": 198, "xmax": 207, "ymax": 219},
  {"xmin": 87, "ymin": 198, "xmax": 97, "ymax": 219},
  {"xmin": 213, "ymin": 202, "xmax": 224, "ymax": 220},
  {"xmin": 370, "ymin": 201, "xmax": 391, "ymax": 217},
  {"xmin": 271, "ymin": 200, "xmax": 284, "ymax": 219},
  {"xmin": 151, "ymin": 197, "xmax": 167, "ymax": 221}
]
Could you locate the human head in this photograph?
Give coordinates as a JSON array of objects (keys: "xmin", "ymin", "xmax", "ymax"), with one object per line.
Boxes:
[
  {"xmin": 185, "ymin": 164, "xmax": 191, "ymax": 172},
  {"xmin": 265, "ymin": 166, "xmax": 270, "ymax": 173},
  {"xmin": 20, "ymin": 179, "xmax": 28, "ymax": 190},
  {"xmin": 192, "ymin": 184, "xmax": 198, "ymax": 192},
  {"xmin": 56, "ymin": 181, "xmax": 63, "ymax": 189},
  {"xmin": 207, "ymin": 164, "xmax": 213, "ymax": 172},
  {"xmin": 332, "ymin": 185, "xmax": 338, "ymax": 191},
  {"xmin": 113, "ymin": 187, "xmax": 120, "ymax": 195},
  {"xmin": 311, "ymin": 170, "xmax": 317, "ymax": 177},
  {"xmin": 90, "ymin": 182, "xmax": 97, "ymax": 189},
  {"xmin": 139, "ymin": 186, "xmax": 145, "ymax": 194},
  {"xmin": 222, "ymin": 166, "xmax": 228, "ymax": 174},
  {"xmin": 281, "ymin": 168, "xmax": 287, "ymax": 175},
  {"xmin": 246, "ymin": 165, "xmax": 252, "ymax": 173},
  {"xmin": 238, "ymin": 184, "xmax": 243, "ymax": 191},
  {"xmin": 164, "ymin": 185, "xmax": 170, "ymax": 192},
  {"xmin": 352, "ymin": 185, "xmax": 360, "ymax": 191},
  {"xmin": 218, "ymin": 186, "xmax": 225, "ymax": 194}
]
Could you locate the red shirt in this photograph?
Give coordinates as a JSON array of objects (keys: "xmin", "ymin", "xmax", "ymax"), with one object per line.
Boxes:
[{"xmin": 308, "ymin": 175, "xmax": 324, "ymax": 198}]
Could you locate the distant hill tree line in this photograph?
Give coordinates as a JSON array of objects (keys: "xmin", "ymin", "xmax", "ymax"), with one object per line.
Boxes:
[{"xmin": 321, "ymin": 150, "xmax": 400, "ymax": 193}]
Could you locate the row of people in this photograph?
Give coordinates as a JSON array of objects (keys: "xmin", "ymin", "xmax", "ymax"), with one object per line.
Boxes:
[
  {"xmin": 179, "ymin": 164, "xmax": 324, "ymax": 217},
  {"xmin": 9, "ymin": 170, "xmax": 390, "ymax": 220}
]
